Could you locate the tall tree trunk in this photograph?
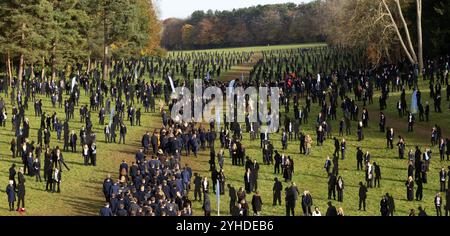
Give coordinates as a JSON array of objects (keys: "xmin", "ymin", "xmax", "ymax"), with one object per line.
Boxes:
[
  {"xmin": 381, "ymin": 0, "xmax": 415, "ymax": 64},
  {"xmin": 416, "ymin": 0, "xmax": 423, "ymax": 75},
  {"xmin": 103, "ymin": 4, "xmax": 108, "ymax": 81},
  {"xmin": 7, "ymin": 53, "xmax": 12, "ymax": 87},
  {"xmin": 41, "ymin": 57, "xmax": 46, "ymax": 82},
  {"xmin": 51, "ymin": 42, "xmax": 57, "ymax": 81},
  {"xmin": 87, "ymin": 56, "xmax": 91, "ymax": 73},
  {"xmin": 394, "ymin": 0, "xmax": 418, "ymax": 62},
  {"xmin": 30, "ymin": 63, "xmax": 34, "ymax": 80},
  {"xmin": 18, "ymin": 23, "xmax": 26, "ymax": 87}
]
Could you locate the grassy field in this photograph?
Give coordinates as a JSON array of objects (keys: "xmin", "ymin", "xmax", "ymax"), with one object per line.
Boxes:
[
  {"xmin": 167, "ymin": 43, "xmax": 326, "ymax": 54},
  {"xmin": 0, "ymin": 43, "xmax": 448, "ymax": 216}
]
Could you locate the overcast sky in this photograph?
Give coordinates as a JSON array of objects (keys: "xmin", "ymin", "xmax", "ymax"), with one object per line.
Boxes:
[{"xmin": 155, "ymin": 0, "xmax": 314, "ymax": 20}]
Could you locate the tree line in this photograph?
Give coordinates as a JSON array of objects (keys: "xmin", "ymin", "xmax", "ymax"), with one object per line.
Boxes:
[
  {"xmin": 162, "ymin": 0, "xmax": 449, "ymax": 70},
  {"xmin": 0, "ymin": 0, "xmax": 162, "ymax": 85},
  {"xmin": 161, "ymin": 2, "xmax": 326, "ymax": 50}
]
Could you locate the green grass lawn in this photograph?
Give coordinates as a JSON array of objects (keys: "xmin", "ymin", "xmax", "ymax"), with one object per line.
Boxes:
[{"xmin": 0, "ymin": 43, "xmax": 447, "ymax": 216}]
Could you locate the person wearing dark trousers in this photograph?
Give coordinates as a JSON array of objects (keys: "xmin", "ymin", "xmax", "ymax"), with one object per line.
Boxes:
[
  {"xmin": 358, "ymin": 182, "xmax": 367, "ymax": 211},
  {"xmin": 194, "ymin": 173, "xmax": 202, "ymax": 201},
  {"xmin": 328, "ymin": 174, "xmax": 337, "ymax": 200},
  {"xmin": 82, "ymin": 144, "xmax": 89, "ymax": 166},
  {"xmin": 6, "ymin": 180, "xmax": 15, "ymax": 211},
  {"xmin": 336, "ymin": 176, "xmax": 344, "ymax": 202},
  {"xmin": 45, "ymin": 166, "xmax": 53, "ymax": 191},
  {"xmin": 53, "ymin": 168, "xmax": 61, "ymax": 193},
  {"xmin": 285, "ymin": 183, "xmax": 299, "ymax": 216},
  {"xmin": 17, "ymin": 168, "xmax": 26, "ymax": 210},
  {"xmin": 446, "ymin": 189, "xmax": 450, "ymax": 216},
  {"xmin": 33, "ymin": 158, "xmax": 41, "ymax": 182},
  {"xmin": 356, "ymin": 147, "xmax": 364, "ymax": 171},
  {"xmin": 228, "ymin": 184, "xmax": 236, "ymax": 214},
  {"xmin": 90, "ymin": 143, "xmax": 97, "ymax": 166},
  {"xmin": 374, "ymin": 162, "xmax": 381, "ymax": 188},
  {"xmin": 202, "ymin": 193, "xmax": 211, "ymax": 216},
  {"xmin": 274, "ymin": 151, "xmax": 281, "ymax": 174},
  {"xmin": 439, "ymin": 167, "xmax": 447, "ymax": 192},
  {"xmin": 119, "ymin": 124, "xmax": 127, "ymax": 144},
  {"xmin": 435, "ymin": 193, "xmax": 442, "ymax": 216},
  {"xmin": 416, "ymin": 177, "xmax": 423, "ymax": 201},
  {"xmin": 272, "ymin": 177, "xmax": 282, "ymax": 206}
]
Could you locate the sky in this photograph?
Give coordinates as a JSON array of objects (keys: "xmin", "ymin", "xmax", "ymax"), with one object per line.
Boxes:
[{"xmin": 155, "ymin": 0, "xmax": 314, "ymax": 20}]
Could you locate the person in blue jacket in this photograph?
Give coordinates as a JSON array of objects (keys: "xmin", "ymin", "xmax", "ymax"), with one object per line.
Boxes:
[
  {"xmin": 6, "ymin": 180, "xmax": 15, "ymax": 211},
  {"xmin": 100, "ymin": 202, "xmax": 113, "ymax": 216}
]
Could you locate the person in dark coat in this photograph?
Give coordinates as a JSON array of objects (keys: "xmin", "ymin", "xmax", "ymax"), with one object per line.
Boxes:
[
  {"xmin": 328, "ymin": 174, "xmax": 337, "ymax": 200},
  {"xmin": 285, "ymin": 183, "xmax": 299, "ymax": 216},
  {"xmin": 273, "ymin": 177, "xmax": 282, "ymax": 206},
  {"xmin": 301, "ymin": 190, "xmax": 313, "ymax": 216},
  {"xmin": 380, "ymin": 195, "xmax": 389, "ymax": 216},
  {"xmin": 418, "ymin": 206, "xmax": 428, "ymax": 216},
  {"xmin": 386, "ymin": 193, "xmax": 395, "ymax": 216},
  {"xmin": 9, "ymin": 164, "xmax": 16, "ymax": 190},
  {"xmin": 228, "ymin": 184, "xmax": 237, "ymax": 214},
  {"xmin": 445, "ymin": 188, "xmax": 450, "ymax": 216},
  {"xmin": 415, "ymin": 176, "xmax": 423, "ymax": 201},
  {"xmin": 356, "ymin": 147, "xmax": 364, "ymax": 171},
  {"xmin": 103, "ymin": 174, "xmax": 112, "ymax": 202},
  {"xmin": 358, "ymin": 182, "xmax": 368, "ymax": 211},
  {"xmin": 373, "ymin": 162, "xmax": 381, "ymax": 188},
  {"xmin": 251, "ymin": 191, "xmax": 263, "ymax": 216},
  {"xmin": 33, "ymin": 158, "xmax": 41, "ymax": 182},
  {"xmin": 406, "ymin": 176, "xmax": 415, "ymax": 201},
  {"xmin": 244, "ymin": 169, "xmax": 253, "ymax": 193},
  {"xmin": 119, "ymin": 124, "xmax": 127, "ymax": 144},
  {"xmin": 202, "ymin": 193, "xmax": 211, "ymax": 216},
  {"xmin": 17, "ymin": 168, "xmax": 25, "ymax": 210},
  {"xmin": 193, "ymin": 173, "xmax": 202, "ymax": 201},
  {"xmin": 6, "ymin": 180, "xmax": 15, "ymax": 211},
  {"xmin": 100, "ymin": 202, "xmax": 113, "ymax": 216},
  {"xmin": 325, "ymin": 201, "xmax": 337, "ymax": 216}
]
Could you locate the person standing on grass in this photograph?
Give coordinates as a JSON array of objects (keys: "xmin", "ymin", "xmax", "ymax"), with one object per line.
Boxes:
[
  {"xmin": 356, "ymin": 147, "xmax": 364, "ymax": 171},
  {"xmin": 341, "ymin": 139, "xmax": 346, "ymax": 160},
  {"xmin": 445, "ymin": 189, "xmax": 450, "ymax": 216},
  {"xmin": 439, "ymin": 167, "xmax": 447, "ymax": 192},
  {"xmin": 305, "ymin": 134, "xmax": 313, "ymax": 155},
  {"xmin": 90, "ymin": 143, "xmax": 97, "ymax": 166},
  {"xmin": 336, "ymin": 176, "xmax": 344, "ymax": 202},
  {"xmin": 119, "ymin": 123, "xmax": 127, "ymax": 144},
  {"xmin": 202, "ymin": 193, "xmax": 211, "ymax": 216},
  {"xmin": 53, "ymin": 168, "xmax": 61, "ymax": 193},
  {"xmin": 301, "ymin": 190, "xmax": 313, "ymax": 216},
  {"xmin": 17, "ymin": 167, "xmax": 25, "ymax": 211},
  {"xmin": 9, "ymin": 164, "xmax": 16, "ymax": 191},
  {"xmin": 6, "ymin": 180, "xmax": 15, "ymax": 211},
  {"xmin": 406, "ymin": 176, "xmax": 415, "ymax": 201},
  {"xmin": 70, "ymin": 130, "xmax": 77, "ymax": 152},
  {"xmin": 373, "ymin": 162, "xmax": 381, "ymax": 188},
  {"xmin": 435, "ymin": 192, "xmax": 443, "ymax": 216},
  {"xmin": 358, "ymin": 181, "xmax": 368, "ymax": 211},
  {"xmin": 380, "ymin": 195, "xmax": 389, "ymax": 216},
  {"xmin": 272, "ymin": 177, "xmax": 282, "ymax": 206},
  {"xmin": 439, "ymin": 138, "xmax": 446, "ymax": 161},
  {"xmin": 33, "ymin": 158, "xmax": 41, "ymax": 182},
  {"xmin": 10, "ymin": 138, "xmax": 16, "ymax": 159},
  {"xmin": 251, "ymin": 191, "xmax": 263, "ymax": 216}
]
